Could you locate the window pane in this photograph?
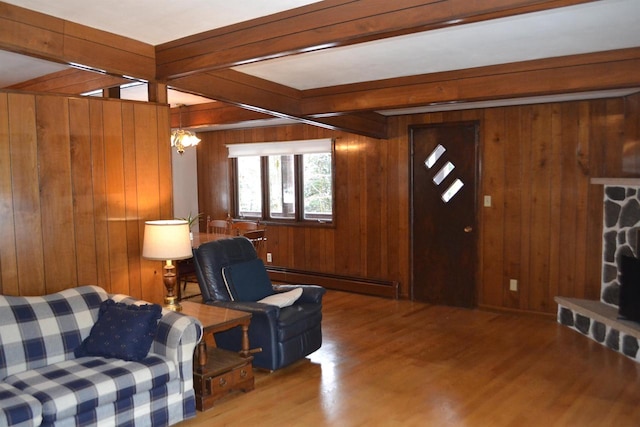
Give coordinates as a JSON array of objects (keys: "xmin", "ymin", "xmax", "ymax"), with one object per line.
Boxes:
[
  {"xmin": 268, "ymin": 155, "xmax": 295, "ymax": 219},
  {"xmin": 425, "ymin": 144, "xmax": 446, "ymax": 169},
  {"xmin": 303, "ymin": 153, "xmax": 332, "ymax": 221},
  {"xmin": 237, "ymin": 156, "xmax": 262, "ymax": 217},
  {"xmin": 442, "ymin": 179, "xmax": 464, "ymax": 203},
  {"xmin": 433, "ymin": 161, "xmax": 455, "ymax": 185}
]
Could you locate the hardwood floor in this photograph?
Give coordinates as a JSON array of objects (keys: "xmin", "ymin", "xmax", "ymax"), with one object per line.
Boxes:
[{"xmin": 178, "ymin": 290, "xmax": 640, "ymax": 426}]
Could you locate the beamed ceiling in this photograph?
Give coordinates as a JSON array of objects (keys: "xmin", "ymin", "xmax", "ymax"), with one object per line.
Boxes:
[{"xmin": 1, "ymin": 0, "xmax": 639, "ymax": 139}]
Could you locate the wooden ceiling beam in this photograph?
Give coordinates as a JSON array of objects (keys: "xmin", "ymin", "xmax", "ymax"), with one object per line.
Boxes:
[
  {"xmin": 170, "ymin": 102, "xmax": 272, "ymax": 128},
  {"xmin": 170, "ymin": 70, "xmax": 388, "ymax": 138},
  {"xmin": 300, "ymin": 48, "xmax": 640, "ymax": 114},
  {"xmin": 172, "ymin": 70, "xmax": 302, "ymax": 116},
  {"xmin": 0, "ymin": 2, "xmax": 155, "ymax": 81},
  {"xmin": 310, "ymin": 112, "xmax": 388, "ymax": 139},
  {"xmin": 4, "ymin": 68, "xmax": 130, "ymax": 95},
  {"xmin": 157, "ymin": 0, "xmax": 597, "ymax": 79}
]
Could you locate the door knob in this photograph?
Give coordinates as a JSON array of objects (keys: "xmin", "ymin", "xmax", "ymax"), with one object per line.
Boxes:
[{"xmin": 464, "ymin": 226, "xmax": 473, "ymax": 233}]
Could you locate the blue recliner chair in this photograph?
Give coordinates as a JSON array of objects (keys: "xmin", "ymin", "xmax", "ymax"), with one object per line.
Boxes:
[{"xmin": 192, "ymin": 236, "xmax": 326, "ymax": 370}]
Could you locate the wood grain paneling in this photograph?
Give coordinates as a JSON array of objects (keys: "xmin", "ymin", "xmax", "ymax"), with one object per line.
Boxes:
[
  {"xmin": 196, "ymin": 124, "xmax": 412, "ymax": 298},
  {"xmin": 479, "ymin": 107, "xmax": 506, "ymax": 307},
  {"xmin": 624, "ymin": 95, "xmax": 640, "ymax": 175},
  {"xmin": 102, "ymin": 101, "xmax": 129, "ymax": 295},
  {"xmin": 0, "ymin": 93, "xmax": 18, "ymax": 294},
  {"xmin": 9, "ymin": 93, "xmax": 45, "ymax": 295},
  {"xmin": 69, "ymin": 98, "xmax": 98, "ymax": 286},
  {"xmin": 2, "ymin": 89, "xmax": 635, "ymax": 312},
  {"xmin": 0, "ymin": 90, "xmax": 171, "ymax": 301},
  {"xmin": 196, "ymin": 94, "xmax": 640, "ymax": 313},
  {"xmin": 37, "ymin": 95, "xmax": 77, "ymax": 293},
  {"xmin": 88, "ymin": 99, "xmax": 110, "ymax": 293}
]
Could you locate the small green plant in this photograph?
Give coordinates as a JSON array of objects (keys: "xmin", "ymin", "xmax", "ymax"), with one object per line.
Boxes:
[{"xmin": 177, "ymin": 212, "xmax": 203, "ymax": 230}]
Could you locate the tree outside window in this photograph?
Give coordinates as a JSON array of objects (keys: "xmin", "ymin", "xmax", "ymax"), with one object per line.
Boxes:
[
  {"xmin": 232, "ymin": 141, "xmax": 333, "ymax": 224},
  {"xmin": 302, "ymin": 153, "xmax": 332, "ymax": 220},
  {"xmin": 237, "ymin": 156, "xmax": 262, "ymax": 218}
]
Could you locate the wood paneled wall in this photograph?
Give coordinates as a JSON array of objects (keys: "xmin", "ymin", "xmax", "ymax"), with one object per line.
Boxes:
[
  {"xmin": 196, "ymin": 94, "xmax": 640, "ymax": 314},
  {"xmin": 196, "ymin": 125, "xmax": 409, "ymax": 296},
  {"xmin": 0, "ymin": 91, "xmax": 172, "ymax": 303}
]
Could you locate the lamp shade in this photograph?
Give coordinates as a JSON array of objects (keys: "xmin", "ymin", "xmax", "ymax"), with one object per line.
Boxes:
[{"xmin": 142, "ymin": 220, "xmax": 193, "ymax": 261}]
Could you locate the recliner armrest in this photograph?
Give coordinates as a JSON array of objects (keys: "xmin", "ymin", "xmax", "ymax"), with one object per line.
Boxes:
[{"xmin": 272, "ymin": 284, "xmax": 326, "ymax": 304}]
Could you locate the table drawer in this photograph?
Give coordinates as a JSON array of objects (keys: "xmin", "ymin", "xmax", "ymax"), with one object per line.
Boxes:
[
  {"xmin": 233, "ymin": 363, "xmax": 253, "ymax": 383},
  {"xmin": 209, "ymin": 370, "xmax": 234, "ymax": 394},
  {"xmin": 194, "ymin": 361, "xmax": 255, "ymax": 411}
]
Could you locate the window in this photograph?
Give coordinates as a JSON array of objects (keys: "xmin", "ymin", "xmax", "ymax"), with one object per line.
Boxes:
[
  {"xmin": 228, "ymin": 139, "xmax": 333, "ymax": 223},
  {"xmin": 303, "ymin": 152, "xmax": 332, "ymax": 220},
  {"xmin": 269, "ymin": 154, "xmax": 295, "ymax": 219},
  {"xmin": 236, "ymin": 156, "xmax": 262, "ymax": 217}
]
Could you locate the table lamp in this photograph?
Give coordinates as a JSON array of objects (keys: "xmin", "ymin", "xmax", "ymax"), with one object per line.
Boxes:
[{"xmin": 142, "ymin": 220, "xmax": 193, "ymax": 311}]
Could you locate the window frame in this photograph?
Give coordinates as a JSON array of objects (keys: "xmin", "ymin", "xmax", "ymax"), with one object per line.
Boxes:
[{"xmin": 229, "ymin": 141, "xmax": 335, "ymax": 226}]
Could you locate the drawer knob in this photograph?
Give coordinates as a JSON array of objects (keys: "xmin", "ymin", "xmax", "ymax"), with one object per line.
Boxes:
[
  {"xmin": 240, "ymin": 369, "xmax": 247, "ymax": 377},
  {"xmin": 219, "ymin": 378, "xmax": 227, "ymax": 387}
]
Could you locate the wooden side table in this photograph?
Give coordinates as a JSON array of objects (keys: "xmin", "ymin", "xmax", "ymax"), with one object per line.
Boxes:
[{"xmin": 180, "ymin": 301, "xmax": 255, "ymax": 410}]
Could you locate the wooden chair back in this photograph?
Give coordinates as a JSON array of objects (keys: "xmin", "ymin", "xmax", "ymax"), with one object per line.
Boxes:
[
  {"xmin": 243, "ymin": 229, "xmax": 267, "ymax": 260},
  {"xmin": 207, "ymin": 217, "xmax": 231, "ymax": 235},
  {"xmin": 230, "ymin": 221, "xmax": 259, "ymax": 236}
]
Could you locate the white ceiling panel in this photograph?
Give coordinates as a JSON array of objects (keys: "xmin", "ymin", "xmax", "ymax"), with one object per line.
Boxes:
[
  {"xmin": 1, "ymin": 0, "xmax": 322, "ymax": 45},
  {"xmin": 233, "ymin": 0, "xmax": 640, "ymax": 90},
  {"xmin": 0, "ymin": 50, "xmax": 69, "ymax": 87}
]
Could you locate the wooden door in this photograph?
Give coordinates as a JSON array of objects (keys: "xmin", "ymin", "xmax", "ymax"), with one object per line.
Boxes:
[{"xmin": 410, "ymin": 122, "xmax": 479, "ymax": 307}]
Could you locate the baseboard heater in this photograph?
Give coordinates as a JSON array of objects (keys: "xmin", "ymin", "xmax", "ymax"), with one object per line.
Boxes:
[{"xmin": 266, "ymin": 266, "xmax": 399, "ymax": 299}]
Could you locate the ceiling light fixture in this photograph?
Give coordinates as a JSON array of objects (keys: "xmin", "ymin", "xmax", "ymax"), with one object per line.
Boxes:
[{"xmin": 171, "ymin": 104, "xmax": 200, "ymax": 155}]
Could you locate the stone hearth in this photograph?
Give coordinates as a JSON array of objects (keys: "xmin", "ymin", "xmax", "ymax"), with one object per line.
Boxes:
[
  {"xmin": 556, "ymin": 296, "xmax": 640, "ymax": 360},
  {"xmin": 555, "ymin": 179, "xmax": 640, "ymax": 363}
]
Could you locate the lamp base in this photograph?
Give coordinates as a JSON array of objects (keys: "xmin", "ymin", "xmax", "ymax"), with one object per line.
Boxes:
[
  {"xmin": 164, "ymin": 295, "xmax": 182, "ymax": 312},
  {"xmin": 163, "ymin": 263, "xmax": 182, "ymax": 312}
]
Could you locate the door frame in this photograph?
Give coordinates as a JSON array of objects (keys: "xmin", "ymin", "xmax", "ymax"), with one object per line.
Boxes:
[{"xmin": 408, "ymin": 121, "xmax": 481, "ymax": 304}]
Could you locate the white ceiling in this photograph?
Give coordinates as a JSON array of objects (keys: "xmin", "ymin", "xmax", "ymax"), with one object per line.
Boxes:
[
  {"xmin": 1, "ymin": 0, "xmax": 322, "ymax": 45},
  {"xmin": 1, "ymin": 0, "xmax": 640, "ymax": 118},
  {"xmin": 234, "ymin": 0, "xmax": 640, "ymax": 90},
  {"xmin": 0, "ymin": 50, "xmax": 69, "ymax": 87}
]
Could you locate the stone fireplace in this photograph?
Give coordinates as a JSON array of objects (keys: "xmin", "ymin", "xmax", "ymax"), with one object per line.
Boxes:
[
  {"xmin": 555, "ymin": 178, "xmax": 640, "ymax": 362},
  {"xmin": 601, "ymin": 184, "xmax": 640, "ymax": 306}
]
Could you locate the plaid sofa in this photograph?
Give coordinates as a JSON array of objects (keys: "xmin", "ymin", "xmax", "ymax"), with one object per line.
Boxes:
[{"xmin": 0, "ymin": 286, "xmax": 202, "ymax": 427}]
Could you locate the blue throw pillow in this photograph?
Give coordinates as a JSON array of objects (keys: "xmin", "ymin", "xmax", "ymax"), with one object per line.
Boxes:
[
  {"xmin": 222, "ymin": 258, "xmax": 274, "ymax": 301},
  {"xmin": 74, "ymin": 299, "xmax": 162, "ymax": 361}
]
